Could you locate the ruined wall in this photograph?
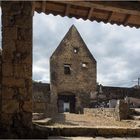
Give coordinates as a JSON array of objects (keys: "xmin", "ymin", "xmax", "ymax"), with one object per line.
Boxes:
[
  {"xmin": 33, "ymin": 82, "xmax": 50, "ymax": 113},
  {"xmin": 50, "ymin": 25, "xmax": 96, "ymax": 112},
  {"xmin": 91, "ymin": 85, "xmax": 140, "ymax": 108},
  {"xmin": 115, "ymin": 100, "xmax": 129, "ymax": 121},
  {"xmin": 101, "ymin": 86, "xmax": 140, "ymax": 99},
  {"xmin": 1, "ymin": 1, "xmax": 33, "ymax": 134},
  {"xmin": 84, "ymin": 108, "xmax": 115, "ymax": 118}
]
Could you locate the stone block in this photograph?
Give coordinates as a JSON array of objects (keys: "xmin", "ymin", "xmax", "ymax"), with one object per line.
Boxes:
[
  {"xmin": 2, "ymin": 77, "xmax": 25, "ymax": 88},
  {"xmin": 2, "ymin": 50, "xmax": 14, "ymax": 63},
  {"xmin": 20, "ymin": 112, "xmax": 32, "ymax": 128},
  {"xmin": 23, "ymin": 100, "xmax": 32, "ymax": 112},
  {"xmin": 115, "ymin": 100, "xmax": 129, "ymax": 121},
  {"xmin": 13, "ymin": 64, "xmax": 31, "ymax": 78},
  {"xmin": 3, "ymin": 27, "xmax": 17, "ymax": 40},
  {"xmin": 1, "ymin": 113, "xmax": 13, "ymax": 126},
  {"xmin": 2, "ymin": 99, "xmax": 19, "ymax": 113},
  {"xmin": 15, "ymin": 16, "xmax": 32, "ymax": 28},
  {"xmin": 2, "ymin": 87, "xmax": 15, "ymax": 100},
  {"xmin": 2, "ymin": 63, "xmax": 13, "ymax": 76},
  {"xmin": 19, "ymin": 87, "xmax": 32, "ymax": 101},
  {"xmin": 1, "ymin": 1, "xmax": 33, "ymax": 129},
  {"xmin": 2, "ymin": 2, "xmax": 32, "ymax": 16},
  {"xmin": 16, "ymin": 41, "xmax": 32, "ymax": 52},
  {"xmin": 1, "ymin": 15, "xmax": 31, "ymax": 28},
  {"xmin": 135, "ymin": 128, "xmax": 140, "ymax": 137},
  {"xmin": 97, "ymin": 128, "xmax": 127, "ymax": 137}
]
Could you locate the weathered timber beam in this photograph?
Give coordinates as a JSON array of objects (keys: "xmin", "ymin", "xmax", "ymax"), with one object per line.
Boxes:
[
  {"xmin": 123, "ymin": 14, "xmax": 131, "ymax": 25},
  {"xmin": 32, "ymin": 1, "xmax": 36, "ymax": 16},
  {"xmin": 42, "ymin": 1, "xmax": 46, "ymax": 13},
  {"xmin": 107, "ymin": 11, "xmax": 113, "ymax": 22},
  {"xmin": 88, "ymin": 7, "xmax": 94, "ymax": 19},
  {"xmin": 57, "ymin": 1, "xmax": 140, "ymax": 16},
  {"xmin": 65, "ymin": 4, "xmax": 71, "ymax": 16}
]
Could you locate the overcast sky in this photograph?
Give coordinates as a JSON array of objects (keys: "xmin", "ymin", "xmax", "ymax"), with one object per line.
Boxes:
[{"xmin": 32, "ymin": 12, "xmax": 140, "ymax": 87}]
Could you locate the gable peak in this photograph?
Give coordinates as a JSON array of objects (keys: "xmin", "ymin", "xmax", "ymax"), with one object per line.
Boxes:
[{"xmin": 69, "ymin": 24, "xmax": 78, "ymax": 33}]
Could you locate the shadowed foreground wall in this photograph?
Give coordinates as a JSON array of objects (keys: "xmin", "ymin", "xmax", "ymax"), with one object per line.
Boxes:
[{"xmin": 1, "ymin": 1, "xmax": 33, "ymax": 134}]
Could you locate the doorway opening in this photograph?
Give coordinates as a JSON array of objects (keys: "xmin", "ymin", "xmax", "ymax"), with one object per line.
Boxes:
[{"xmin": 58, "ymin": 94, "xmax": 76, "ymax": 113}]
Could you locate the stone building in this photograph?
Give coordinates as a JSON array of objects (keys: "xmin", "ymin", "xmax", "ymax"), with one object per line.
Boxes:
[
  {"xmin": 50, "ymin": 25, "xmax": 97, "ymax": 113},
  {"xmin": 91, "ymin": 84, "xmax": 140, "ymax": 108}
]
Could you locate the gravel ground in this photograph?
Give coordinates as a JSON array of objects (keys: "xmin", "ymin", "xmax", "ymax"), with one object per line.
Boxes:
[{"xmin": 50, "ymin": 113, "xmax": 137, "ymax": 127}]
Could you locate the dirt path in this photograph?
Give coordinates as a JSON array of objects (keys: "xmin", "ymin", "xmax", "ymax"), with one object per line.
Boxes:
[{"xmin": 51, "ymin": 113, "xmax": 137, "ymax": 127}]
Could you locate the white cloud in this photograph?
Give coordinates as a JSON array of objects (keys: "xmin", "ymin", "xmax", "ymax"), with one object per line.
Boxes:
[{"xmin": 33, "ymin": 12, "xmax": 140, "ymax": 87}]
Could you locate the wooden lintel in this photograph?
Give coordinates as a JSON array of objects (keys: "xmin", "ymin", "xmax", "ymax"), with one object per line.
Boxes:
[
  {"xmin": 88, "ymin": 8, "xmax": 94, "ymax": 19},
  {"xmin": 32, "ymin": 1, "xmax": 35, "ymax": 16},
  {"xmin": 107, "ymin": 11, "xmax": 113, "ymax": 22},
  {"xmin": 42, "ymin": 1, "xmax": 46, "ymax": 13},
  {"xmin": 58, "ymin": 1, "xmax": 140, "ymax": 16},
  {"xmin": 65, "ymin": 4, "xmax": 71, "ymax": 16},
  {"xmin": 123, "ymin": 14, "xmax": 131, "ymax": 25}
]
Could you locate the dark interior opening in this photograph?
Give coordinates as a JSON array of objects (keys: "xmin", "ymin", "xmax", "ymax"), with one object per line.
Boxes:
[{"xmin": 58, "ymin": 94, "xmax": 76, "ymax": 113}]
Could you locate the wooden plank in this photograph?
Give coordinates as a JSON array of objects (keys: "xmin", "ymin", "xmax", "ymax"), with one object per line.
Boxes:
[
  {"xmin": 42, "ymin": 1, "xmax": 46, "ymax": 13},
  {"xmin": 56, "ymin": 1, "xmax": 140, "ymax": 16},
  {"xmin": 107, "ymin": 11, "xmax": 113, "ymax": 22},
  {"xmin": 123, "ymin": 14, "xmax": 131, "ymax": 25},
  {"xmin": 88, "ymin": 7, "xmax": 94, "ymax": 19},
  {"xmin": 32, "ymin": 1, "xmax": 36, "ymax": 16},
  {"xmin": 65, "ymin": 4, "xmax": 71, "ymax": 16}
]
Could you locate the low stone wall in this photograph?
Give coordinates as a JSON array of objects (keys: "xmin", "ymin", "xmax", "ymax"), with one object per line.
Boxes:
[
  {"xmin": 41, "ymin": 125, "xmax": 140, "ymax": 137},
  {"xmin": 84, "ymin": 108, "xmax": 115, "ymax": 118}
]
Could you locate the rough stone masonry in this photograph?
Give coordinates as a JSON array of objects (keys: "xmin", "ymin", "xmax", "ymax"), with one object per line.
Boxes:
[
  {"xmin": 50, "ymin": 25, "xmax": 97, "ymax": 114},
  {"xmin": 1, "ymin": 1, "xmax": 33, "ymax": 134}
]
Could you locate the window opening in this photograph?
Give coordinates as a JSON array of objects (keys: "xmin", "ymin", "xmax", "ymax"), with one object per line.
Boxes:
[
  {"xmin": 81, "ymin": 62, "xmax": 88, "ymax": 68},
  {"xmin": 73, "ymin": 47, "xmax": 79, "ymax": 54},
  {"xmin": 64, "ymin": 64, "xmax": 71, "ymax": 75}
]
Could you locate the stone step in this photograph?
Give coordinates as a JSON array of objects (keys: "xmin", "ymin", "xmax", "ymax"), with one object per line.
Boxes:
[
  {"xmin": 33, "ymin": 118, "xmax": 53, "ymax": 125},
  {"xmin": 33, "ymin": 124, "xmax": 140, "ymax": 137}
]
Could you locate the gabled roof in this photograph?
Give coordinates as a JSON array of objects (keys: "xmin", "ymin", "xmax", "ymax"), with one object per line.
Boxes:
[{"xmin": 50, "ymin": 25, "xmax": 96, "ymax": 63}]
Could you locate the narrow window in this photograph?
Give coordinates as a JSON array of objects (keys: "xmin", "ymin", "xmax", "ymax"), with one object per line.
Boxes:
[
  {"xmin": 73, "ymin": 47, "xmax": 79, "ymax": 54},
  {"xmin": 64, "ymin": 64, "xmax": 71, "ymax": 75},
  {"xmin": 81, "ymin": 62, "xmax": 88, "ymax": 68}
]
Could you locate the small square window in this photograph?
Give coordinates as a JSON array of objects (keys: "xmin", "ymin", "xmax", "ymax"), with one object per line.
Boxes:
[
  {"xmin": 73, "ymin": 47, "xmax": 79, "ymax": 54},
  {"xmin": 64, "ymin": 64, "xmax": 71, "ymax": 75},
  {"xmin": 81, "ymin": 62, "xmax": 88, "ymax": 68}
]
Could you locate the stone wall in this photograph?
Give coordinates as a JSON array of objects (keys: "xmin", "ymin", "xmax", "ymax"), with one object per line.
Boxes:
[
  {"xmin": 50, "ymin": 25, "xmax": 97, "ymax": 113},
  {"xmin": 84, "ymin": 108, "xmax": 115, "ymax": 118},
  {"xmin": 33, "ymin": 82, "xmax": 50, "ymax": 113},
  {"xmin": 91, "ymin": 85, "xmax": 140, "ymax": 108},
  {"xmin": 115, "ymin": 100, "xmax": 129, "ymax": 121},
  {"xmin": 0, "ymin": 50, "xmax": 2, "ymax": 118},
  {"xmin": 1, "ymin": 1, "xmax": 33, "ymax": 134},
  {"xmin": 97, "ymin": 85, "xmax": 140, "ymax": 100}
]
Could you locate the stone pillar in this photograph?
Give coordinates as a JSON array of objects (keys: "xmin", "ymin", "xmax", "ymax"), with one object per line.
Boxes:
[
  {"xmin": 1, "ymin": 1, "xmax": 33, "ymax": 132},
  {"xmin": 115, "ymin": 100, "xmax": 129, "ymax": 121},
  {"xmin": 0, "ymin": 50, "xmax": 2, "ymax": 118}
]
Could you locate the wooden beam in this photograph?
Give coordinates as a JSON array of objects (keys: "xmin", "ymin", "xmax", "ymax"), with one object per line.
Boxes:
[
  {"xmin": 88, "ymin": 7, "xmax": 94, "ymax": 19},
  {"xmin": 107, "ymin": 11, "xmax": 113, "ymax": 22},
  {"xmin": 65, "ymin": 4, "xmax": 71, "ymax": 16},
  {"xmin": 123, "ymin": 14, "xmax": 131, "ymax": 25},
  {"xmin": 42, "ymin": 1, "xmax": 46, "ymax": 13},
  {"xmin": 32, "ymin": 1, "xmax": 35, "ymax": 16},
  {"xmin": 57, "ymin": 1, "xmax": 140, "ymax": 16}
]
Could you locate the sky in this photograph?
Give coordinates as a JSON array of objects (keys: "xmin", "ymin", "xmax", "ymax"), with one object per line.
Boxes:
[
  {"xmin": 0, "ymin": 10, "xmax": 139, "ymax": 88},
  {"xmin": 33, "ymin": 12, "xmax": 140, "ymax": 87}
]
